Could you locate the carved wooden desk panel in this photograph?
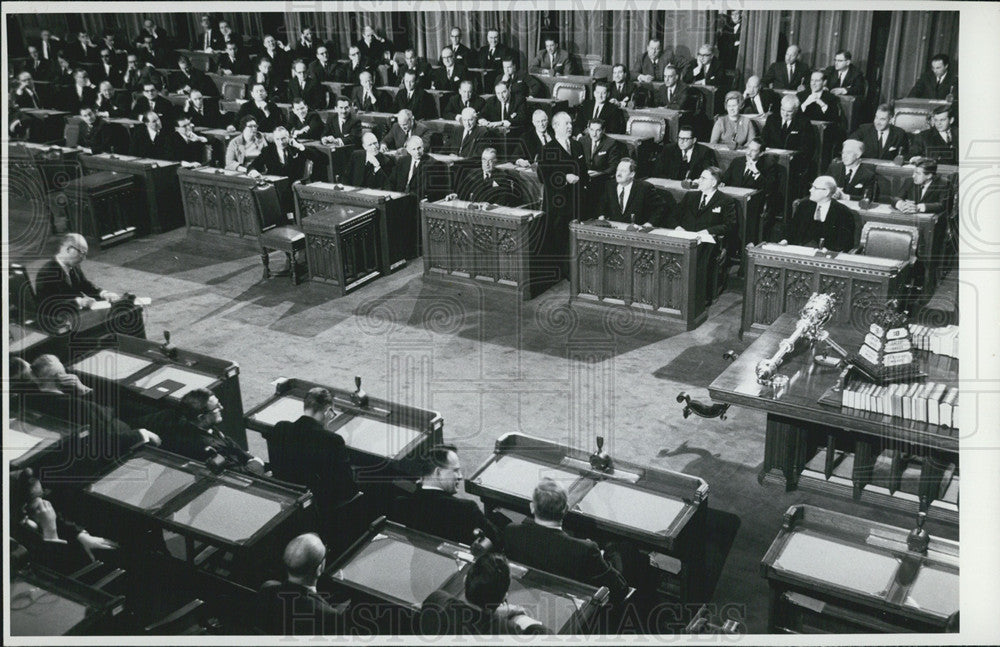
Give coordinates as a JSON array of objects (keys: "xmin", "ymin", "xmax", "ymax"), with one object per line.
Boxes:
[
  {"xmin": 64, "ymin": 171, "xmax": 139, "ymax": 249},
  {"xmin": 178, "ymin": 166, "xmax": 289, "ymax": 238},
  {"xmin": 300, "ymin": 205, "xmax": 382, "ymax": 295}
]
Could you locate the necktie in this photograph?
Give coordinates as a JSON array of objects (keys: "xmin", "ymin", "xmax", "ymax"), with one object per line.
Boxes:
[
  {"xmin": 699, "ymin": 194, "xmax": 707, "ymax": 209},
  {"xmin": 592, "ymin": 138, "xmax": 598, "ymax": 156},
  {"xmin": 942, "ymin": 130, "xmax": 951, "ymax": 144},
  {"xmin": 782, "ymin": 120, "xmax": 790, "ymax": 132},
  {"xmin": 205, "ymin": 31, "xmax": 210, "ymax": 49},
  {"xmin": 407, "ymin": 159, "xmax": 418, "ymax": 190},
  {"xmin": 814, "ymin": 203, "xmax": 823, "ymax": 221},
  {"xmin": 618, "ymin": 186, "xmax": 625, "ymax": 212},
  {"xmin": 787, "ymin": 64, "xmax": 793, "ymax": 83},
  {"xmin": 878, "ymin": 130, "xmax": 886, "ymax": 152},
  {"xmin": 845, "ymin": 167, "xmax": 854, "ymax": 186},
  {"xmin": 500, "ymin": 103, "xmax": 506, "ymax": 121},
  {"xmin": 744, "ymin": 166, "xmax": 753, "ymax": 182},
  {"xmin": 593, "ymin": 104, "xmax": 601, "ymax": 120},
  {"xmin": 667, "ymin": 87, "xmax": 672, "ymax": 103}
]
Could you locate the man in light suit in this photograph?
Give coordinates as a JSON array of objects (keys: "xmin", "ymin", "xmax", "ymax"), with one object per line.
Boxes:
[{"xmin": 530, "ymin": 38, "xmax": 575, "ymax": 76}]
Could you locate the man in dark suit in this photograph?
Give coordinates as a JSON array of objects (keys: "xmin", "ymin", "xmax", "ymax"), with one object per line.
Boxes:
[
  {"xmin": 654, "ymin": 65, "xmax": 691, "ymax": 111},
  {"xmin": 76, "ymin": 106, "xmax": 119, "ymax": 154},
  {"xmin": 129, "ymin": 111, "xmax": 177, "ymax": 160},
  {"xmin": 68, "ymin": 31, "xmax": 97, "ymax": 64},
  {"xmin": 94, "ymin": 81, "xmax": 128, "ymax": 118},
  {"xmin": 334, "ymin": 46, "xmax": 370, "ymax": 85},
  {"xmin": 516, "ymin": 109, "xmax": 554, "ymax": 164},
  {"xmin": 182, "ymin": 89, "xmax": 225, "ymax": 128},
  {"xmin": 235, "ymin": 83, "xmax": 284, "ymax": 132},
  {"xmin": 607, "ymin": 64, "xmax": 637, "ymax": 107},
  {"xmin": 496, "ymin": 58, "xmax": 544, "ymax": 105},
  {"xmin": 797, "ymin": 71, "xmax": 841, "ymax": 123},
  {"xmin": 259, "ymin": 35, "xmax": 291, "ymax": 79},
  {"xmin": 247, "ymin": 58, "xmax": 282, "ymax": 100},
  {"xmin": 249, "ymin": 127, "xmax": 307, "ymax": 179},
  {"xmin": 600, "ymin": 158, "xmax": 668, "ymax": 226},
  {"xmin": 31, "ymin": 29, "xmax": 61, "ymax": 61},
  {"xmin": 390, "ymin": 444, "xmax": 501, "ymax": 547},
  {"xmin": 49, "ymin": 55, "xmax": 76, "ymax": 88},
  {"xmin": 741, "ymin": 75, "xmax": 777, "ymax": 115},
  {"xmin": 347, "ymin": 132, "xmax": 394, "ymax": 188},
  {"xmin": 308, "ymin": 45, "xmax": 340, "ymax": 83},
  {"xmin": 910, "ymin": 105, "xmax": 958, "ymax": 165},
  {"xmin": 785, "ymin": 175, "xmax": 855, "ymax": 252},
  {"xmin": 217, "ymin": 21, "xmax": 240, "ymax": 49},
  {"xmin": 503, "ymin": 478, "xmax": 628, "ymax": 605},
  {"xmin": 478, "ymin": 29, "xmax": 511, "ymax": 84},
  {"xmin": 575, "ymin": 82, "xmax": 626, "ymax": 135},
  {"xmin": 762, "ymin": 44, "xmax": 808, "ymax": 91},
  {"xmin": 393, "ymin": 71, "xmax": 438, "ymax": 120},
  {"xmin": 350, "ymin": 71, "xmax": 390, "ymax": 112},
  {"xmin": 447, "ymin": 27, "xmax": 478, "ymax": 68},
  {"xmin": 824, "ymin": 50, "xmax": 866, "ymax": 97},
  {"xmin": 132, "ymin": 81, "xmax": 173, "ymax": 124},
  {"xmin": 634, "ymin": 38, "xmax": 665, "ymax": 83},
  {"xmin": 443, "ymin": 80, "xmax": 486, "ymax": 120},
  {"xmin": 450, "ymin": 147, "xmax": 519, "ymax": 205},
  {"xmin": 169, "ymin": 55, "xmax": 215, "ymax": 97},
  {"xmin": 99, "ymin": 32, "xmax": 129, "ymax": 68},
  {"xmin": 13, "ymin": 72, "xmax": 44, "ymax": 109},
  {"xmin": 390, "ymin": 48, "xmax": 433, "ymax": 89},
  {"xmin": 722, "ymin": 138, "xmax": 781, "ymax": 239},
  {"xmin": 34, "ymin": 234, "xmax": 124, "ymax": 328},
  {"xmin": 675, "ymin": 167, "xmax": 738, "ymax": 238},
  {"xmin": 136, "ymin": 19, "xmax": 167, "ymax": 49},
  {"xmin": 22, "ymin": 46, "xmax": 51, "ymax": 80},
  {"xmin": 581, "ymin": 119, "xmax": 626, "ymax": 173},
  {"xmin": 682, "ymin": 43, "xmax": 727, "ymax": 92},
  {"xmin": 258, "ymin": 534, "xmax": 344, "ymax": 636},
  {"xmin": 908, "ymin": 53, "xmax": 957, "ymax": 101},
  {"xmin": 136, "ymin": 35, "xmax": 169, "ymax": 70},
  {"xmin": 92, "ymin": 49, "xmax": 123, "ymax": 87},
  {"xmin": 380, "ymin": 109, "xmax": 432, "ymax": 153},
  {"xmin": 287, "ymin": 99, "xmax": 326, "ymax": 141},
  {"xmin": 263, "ymin": 388, "xmax": 356, "ymax": 517},
  {"xmin": 356, "ymin": 24, "xmax": 388, "ymax": 67},
  {"xmin": 321, "ymin": 96, "xmax": 363, "ymax": 146},
  {"xmin": 761, "ymin": 94, "xmax": 816, "ymax": 172},
  {"xmin": 656, "ymin": 125, "xmax": 717, "ymax": 180},
  {"xmin": 192, "ymin": 15, "xmax": 224, "ymax": 51},
  {"xmin": 453, "ymin": 107, "xmax": 489, "ymax": 158},
  {"xmin": 387, "ymin": 135, "xmax": 448, "ymax": 201},
  {"xmin": 61, "ymin": 70, "xmax": 98, "ymax": 115},
  {"xmin": 287, "ymin": 60, "xmax": 327, "ymax": 110},
  {"xmin": 827, "ymin": 139, "xmax": 878, "ymax": 201},
  {"xmin": 217, "ymin": 42, "xmax": 251, "ymax": 76},
  {"xmin": 431, "ymin": 47, "xmax": 469, "ymax": 93},
  {"xmin": 530, "ymin": 37, "xmax": 575, "ymax": 75},
  {"xmin": 121, "ymin": 53, "xmax": 145, "ymax": 92},
  {"xmin": 849, "ymin": 103, "xmax": 910, "ymax": 160},
  {"xmin": 293, "ymin": 27, "xmax": 319, "ymax": 62},
  {"xmin": 481, "ymin": 81, "xmax": 528, "ymax": 131},
  {"xmin": 538, "ymin": 111, "xmax": 589, "ymax": 279},
  {"xmin": 888, "ymin": 158, "xmax": 951, "ymax": 215}
]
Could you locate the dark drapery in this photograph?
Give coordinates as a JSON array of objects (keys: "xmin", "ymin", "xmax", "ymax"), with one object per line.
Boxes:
[
  {"xmin": 881, "ymin": 11, "xmax": 959, "ymax": 101},
  {"xmin": 735, "ymin": 10, "xmax": 784, "ymax": 86}
]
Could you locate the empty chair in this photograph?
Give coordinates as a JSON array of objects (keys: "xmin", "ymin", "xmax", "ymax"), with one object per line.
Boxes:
[
  {"xmin": 221, "ymin": 80, "xmax": 246, "ymax": 101},
  {"xmin": 626, "ymin": 116, "xmax": 666, "ymax": 144},
  {"xmin": 858, "ymin": 221, "xmax": 920, "ymax": 262},
  {"xmin": 891, "ymin": 109, "xmax": 930, "ymax": 134},
  {"xmin": 552, "ymin": 81, "xmax": 587, "ymax": 107},
  {"xmin": 250, "ymin": 183, "xmax": 306, "ymax": 284}
]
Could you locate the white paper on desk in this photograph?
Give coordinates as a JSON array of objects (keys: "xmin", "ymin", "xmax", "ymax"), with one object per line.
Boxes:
[
  {"xmin": 5, "ymin": 428, "xmax": 42, "ymax": 460},
  {"xmin": 90, "ymin": 300, "xmax": 111, "ymax": 310},
  {"xmin": 134, "ymin": 297, "xmax": 152, "ymax": 306},
  {"xmin": 759, "ymin": 242, "xmax": 816, "ymax": 256},
  {"xmin": 657, "ymin": 228, "xmax": 715, "ymax": 244}
]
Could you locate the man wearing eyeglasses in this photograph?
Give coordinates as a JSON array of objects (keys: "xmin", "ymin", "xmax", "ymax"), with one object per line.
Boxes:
[
  {"xmin": 784, "ymin": 175, "xmax": 855, "ymax": 252},
  {"xmin": 656, "ymin": 125, "xmax": 717, "ymax": 180},
  {"xmin": 823, "ymin": 50, "xmax": 865, "ymax": 97},
  {"xmin": 34, "ymin": 234, "xmax": 124, "ymax": 329}
]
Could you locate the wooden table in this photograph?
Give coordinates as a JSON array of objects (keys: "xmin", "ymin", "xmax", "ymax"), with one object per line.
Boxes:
[
  {"xmin": 710, "ymin": 313, "xmax": 959, "ymax": 523},
  {"xmin": 704, "ymin": 141, "xmax": 796, "ymax": 221},
  {"xmin": 421, "ymin": 198, "xmax": 553, "ymax": 300},
  {"xmin": 178, "ymin": 166, "xmax": 290, "ymax": 239},
  {"xmin": 10, "ymin": 565, "xmax": 126, "ymax": 636},
  {"xmin": 741, "ymin": 243, "xmax": 908, "ymax": 338},
  {"xmin": 300, "ymin": 204, "xmax": 382, "ymax": 294},
  {"xmin": 80, "ymin": 153, "xmax": 183, "ymax": 235},
  {"xmin": 356, "ymin": 111, "xmax": 397, "ymax": 138},
  {"xmin": 645, "ymin": 177, "xmax": 762, "ymax": 250},
  {"xmin": 300, "ymin": 140, "xmax": 356, "ymax": 183},
  {"xmin": 761, "ymin": 504, "xmax": 958, "ymax": 632},
  {"xmin": 20, "ymin": 108, "xmax": 70, "ymax": 144},
  {"xmin": 569, "ymin": 219, "xmax": 712, "ymax": 330},
  {"xmin": 465, "ymin": 432, "xmax": 709, "ymax": 602}
]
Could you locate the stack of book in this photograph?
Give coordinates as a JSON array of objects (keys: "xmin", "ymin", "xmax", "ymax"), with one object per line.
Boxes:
[
  {"xmin": 840, "ymin": 378, "xmax": 959, "ymax": 429},
  {"xmin": 908, "ymin": 323, "xmax": 959, "ymax": 359}
]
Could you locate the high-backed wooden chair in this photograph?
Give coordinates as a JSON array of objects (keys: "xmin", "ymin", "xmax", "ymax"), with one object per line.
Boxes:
[
  {"xmin": 250, "ymin": 182, "xmax": 306, "ymax": 284},
  {"xmin": 552, "ymin": 81, "xmax": 587, "ymax": 107},
  {"xmin": 627, "ymin": 116, "xmax": 666, "ymax": 144},
  {"xmin": 891, "ymin": 110, "xmax": 930, "ymax": 135}
]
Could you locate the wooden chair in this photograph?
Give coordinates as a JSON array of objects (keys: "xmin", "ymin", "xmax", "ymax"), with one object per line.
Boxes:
[
  {"xmin": 891, "ymin": 109, "xmax": 930, "ymax": 135},
  {"xmin": 9, "ymin": 263, "xmax": 40, "ymax": 328},
  {"xmin": 626, "ymin": 116, "xmax": 666, "ymax": 144},
  {"xmin": 250, "ymin": 182, "xmax": 305, "ymax": 284},
  {"xmin": 590, "ymin": 63, "xmax": 613, "ymax": 81},
  {"xmin": 220, "ymin": 80, "xmax": 245, "ymax": 101},
  {"xmin": 552, "ymin": 81, "xmax": 587, "ymax": 107},
  {"xmin": 858, "ymin": 221, "xmax": 919, "ymax": 263}
]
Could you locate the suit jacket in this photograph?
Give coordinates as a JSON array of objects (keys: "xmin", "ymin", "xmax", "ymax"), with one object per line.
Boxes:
[
  {"xmin": 495, "ymin": 71, "xmax": 542, "ymax": 104},
  {"xmin": 120, "ymin": 67, "xmax": 146, "ymax": 93},
  {"xmin": 235, "ymin": 100, "xmax": 285, "ymax": 132},
  {"xmin": 454, "ymin": 125, "xmax": 489, "ymax": 158},
  {"xmin": 656, "ymin": 143, "xmax": 718, "ymax": 181},
  {"xmin": 599, "ymin": 180, "xmax": 669, "ymax": 227},
  {"xmin": 538, "ymin": 138, "xmax": 589, "ymax": 223},
  {"xmin": 530, "ymin": 48, "xmax": 574, "ymax": 75},
  {"xmin": 334, "ymin": 61, "xmax": 372, "ymax": 85},
  {"xmin": 849, "ymin": 123, "xmax": 910, "ymax": 160},
  {"xmin": 217, "ymin": 53, "xmax": 251, "ymax": 76},
  {"xmin": 168, "ymin": 69, "xmax": 214, "ymax": 96},
  {"xmin": 34, "ymin": 258, "xmax": 102, "ymax": 320},
  {"xmin": 287, "ymin": 112, "xmax": 326, "ymax": 141},
  {"xmin": 503, "ymin": 519, "xmax": 628, "ymax": 603},
  {"xmin": 77, "ymin": 118, "xmax": 120, "ymax": 154},
  {"xmin": 13, "ymin": 85, "xmax": 44, "ymax": 109},
  {"xmin": 381, "ymin": 122, "xmax": 432, "ymax": 151},
  {"xmin": 94, "ymin": 92, "xmax": 128, "ymax": 118},
  {"xmin": 449, "ymin": 43, "xmax": 477, "ymax": 67},
  {"xmin": 321, "ymin": 113, "xmax": 363, "ymax": 145},
  {"xmin": 675, "ymin": 190, "xmax": 738, "ymax": 239},
  {"xmin": 480, "ymin": 95, "xmax": 528, "ymax": 129},
  {"xmin": 682, "ymin": 60, "xmax": 725, "ymax": 89},
  {"xmin": 454, "ymin": 169, "xmax": 520, "ymax": 205},
  {"xmin": 581, "ymin": 134, "xmax": 626, "ymax": 173},
  {"xmin": 349, "ymin": 86, "xmax": 390, "ymax": 113},
  {"xmin": 653, "ymin": 82, "xmax": 691, "ymax": 111},
  {"xmin": 390, "ymin": 488, "xmax": 500, "ymax": 546},
  {"xmin": 287, "ymin": 76, "xmax": 327, "ymax": 110},
  {"xmin": 761, "ymin": 112, "xmax": 816, "ymax": 160},
  {"xmin": 762, "ymin": 61, "xmax": 808, "ymax": 90},
  {"xmin": 21, "ymin": 57, "xmax": 51, "ymax": 80},
  {"xmin": 259, "ymin": 48, "xmax": 291, "ymax": 78},
  {"xmin": 574, "ymin": 100, "xmax": 626, "ymax": 135},
  {"xmin": 131, "ymin": 94, "xmax": 175, "ymax": 124},
  {"xmin": 796, "ymin": 89, "xmax": 842, "ymax": 123},
  {"xmin": 61, "ymin": 85, "xmax": 97, "ymax": 114},
  {"xmin": 911, "ymin": 127, "xmax": 958, "ymax": 165},
  {"xmin": 517, "ymin": 128, "xmax": 554, "ymax": 163},
  {"xmin": 92, "ymin": 62, "xmax": 124, "ymax": 88},
  {"xmin": 431, "ymin": 63, "xmax": 469, "ymax": 93},
  {"xmin": 787, "ymin": 199, "xmax": 856, "ymax": 252},
  {"xmin": 68, "ymin": 41, "xmax": 97, "ymax": 64},
  {"xmin": 477, "ymin": 44, "xmax": 511, "ymax": 70},
  {"xmin": 419, "ymin": 590, "xmax": 551, "ymax": 636},
  {"xmin": 893, "ymin": 175, "xmax": 951, "ymax": 213},
  {"xmin": 633, "ymin": 53, "xmax": 665, "ymax": 82},
  {"xmin": 184, "ymin": 100, "xmax": 226, "ymax": 128},
  {"xmin": 23, "ymin": 391, "xmax": 142, "ymax": 467},
  {"xmin": 257, "ymin": 581, "xmax": 344, "ymax": 636},
  {"xmin": 356, "ymin": 36, "xmax": 388, "ymax": 66},
  {"xmin": 607, "ymin": 80, "xmax": 637, "ymax": 105},
  {"xmin": 307, "ymin": 59, "xmax": 340, "ymax": 83},
  {"xmin": 246, "ymin": 72, "xmax": 281, "ymax": 101},
  {"xmin": 249, "ymin": 143, "xmax": 307, "ymax": 179},
  {"xmin": 387, "ymin": 154, "xmax": 449, "ymax": 201},
  {"xmin": 722, "ymin": 156, "xmax": 780, "ymax": 214},
  {"xmin": 265, "ymin": 416, "xmax": 356, "ymax": 508},
  {"xmin": 827, "ymin": 160, "xmax": 879, "ymax": 201},
  {"xmin": 129, "ymin": 127, "xmax": 178, "ymax": 160},
  {"xmin": 393, "ymin": 87, "xmax": 438, "ymax": 120},
  {"xmin": 390, "ymin": 60, "xmax": 433, "ymax": 89},
  {"xmin": 824, "ymin": 64, "xmax": 865, "ymax": 96},
  {"xmin": 741, "ymin": 89, "xmax": 777, "ymax": 115},
  {"xmin": 442, "ymin": 94, "xmax": 486, "ymax": 120},
  {"xmin": 192, "ymin": 29, "xmax": 224, "ymax": 52},
  {"xmin": 139, "ymin": 409, "xmax": 255, "ymax": 469},
  {"xmin": 347, "ymin": 150, "xmax": 393, "ymax": 188},
  {"xmin": 908, "ymin": 71, "xmax": 957, "ymax": 101}
]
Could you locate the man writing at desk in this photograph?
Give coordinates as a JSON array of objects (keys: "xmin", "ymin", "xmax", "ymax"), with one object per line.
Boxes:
[{"xmin": 35, "ymin": 234, "xmax": 127, "ymax": 332}]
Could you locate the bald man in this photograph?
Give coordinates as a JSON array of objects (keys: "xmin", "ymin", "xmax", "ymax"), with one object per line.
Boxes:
[
  {"xmin": 258, "ymin": 533, "xmax": 345, "ymax": 635},
  {"xmin": 786, "ymin": 175, "xmax": 856, "ymax": 252},
  {"xmin": 762, "ymin": 45, "xmax": 808, "ymax": 91}
]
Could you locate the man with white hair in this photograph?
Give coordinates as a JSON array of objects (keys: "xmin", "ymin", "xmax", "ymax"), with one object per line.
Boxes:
[
  {"xmin": 450, "ymin": 147, "xmax": 518, "ymax": 205},
  {"xmin": 388, "ymin": 135, "xmax": 447, "ymax": 201},
  {"xmin": 741, "ymin": 75, "xmax": 776, "ymax": 115},
  {"xmin": 538, "ymin": 111, "xmax": 588, "ymax": 279},
  {"xmin": 350, "ymin": 70, "xmax": 389, "ymax": 112},
  {"xmin": 762, "ymin": 93, "xmax": 816, "ymax": 183},
  {"xmin": 827, "ymin": 139, "xmax": 877, "ymax": 200},
  {"xmin": 516, "ymin": 109, "xmax": 554, "ymax": 165},
  {"xmin": 356, "ymin": 24, "xmax": 388, "ymax": 66},
  {"xmin": 249, "ymin": 126, "xmax": 306, "ymax": 179},
  {"xmin": 762, "ymin": 44, "xmax": 808, "ymax": 91},
  {"xmin": 455, "ymin": 107, "xmax": 488, "ymax": 158},
  {"xmin": 347, "ymin": 131, "xmax": 393, "ymax": 189},
  {"xmin": 786, "ymin": 175, "xmax": 855, "ymax": 252},
  {"xmin": 380, "ymin": 108, "xmax": 431, "ymax": 153}
]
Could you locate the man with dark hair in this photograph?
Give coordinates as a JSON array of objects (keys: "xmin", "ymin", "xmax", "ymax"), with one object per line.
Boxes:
[
  {"xmin": 683, "ymin": 43, "xmax": 725, "ymax": 90},
  {"xmin": 170, "ymin": 116, "xmax": 210, "ymax": 163},
  {"xmin": 121, "ymin": 53, "xmax": 144, "ymax": 92},
  {"xmin": 503, "ymin": 479, "xmax": 628, "ymax": 603},
  {"xmin": 656, "ymin": 125, "xmax": 717, "ymax": 180},
  {"xmin": 14, "ymin": 72, "xmax": 44, "ymax": 109},
  {"xmin": 247, "ymin": 58, "xmax": 281, "ymax": 100},
  {"xmin": 258, "ymin": 533, "xmax": 345, "ymax": 635},
  {"xmin": 431, "ymin": 47, "xmax": 469, "ymax": 93},
  {"xmin": 888, "ymin": 158, "xmax": 951, "ymax": 214},
  {"xmin": 287, "ymin": 99, "xmax": 325, "ymax": 141},
  {"xmin": 130, "ymin": 111, "xmax": 177, "ymax": 159},
  {"xmin": 193, "ymin": 14, "xmax": 224, "ymax": 51},
  {"xmin": 356, "ymin": 24, "xmax": 388, "ymax": 66},
  {"xmin": 478, "ymin": 29, "xmax": 510, "ymax": 82},
  {"xmin": 308, "ymin": 45, "xmax": 340, "ymax": 83},
  {"xmin": 538, "ymin": 111, "xmax": 588, "ymax": 279},
  {"xmin": 131, "ymin": 82, "xmax": 174, "ymax": 125},
  {"xmin": 170, "ymin": 54, "xmax": 215, "ymax": 97},
  {"xmin": 581, "ymin": 118, "xmax": 626, "ymax": 173},
  {"xmin": 497, "ymin": 58, "xmax": 543, "ymax": 104},
  {"xmin": 288, "ymin": 60, "xmax": 327, "ymax": 109},
  {"xmin": 235, "ymin": 83, "xmax": 284, "ymax": 132},
  {"xmin": 218, "ymin": 41, "xmax": 250, "ymax": 76},
  {"xmin": 76, "ymin": 105, "xmax": 119, "ymax": 154},
  {"xmin": 608, "ymin": 64, "xmax": 636, "ymax": 106},
  {"xmin": 22, "ymin": 45, "xmax": 51, "ymax": 79},
  {"xmin": 849, "ymin": 104, "xmax": 910, "ymax": 160},
  {"xmin": 62, "ymin": 69, "xmax": 97, "ymax": 115},
  {"xmin": 600, "ymin": 158, "xmax": 666, "ymax": 227},
  {"xmin": 908, "ymin": 53, "xmax": 957, "ymax": 100},
  {"xmin": 93, "ymin": 48, "xmax": 123, "ymax": 87},
  {"xmin": 321, "ymin": 96, "xmax": 362, "ymax": 146},
  {"xmin": 391, "ymin": 48, "xmax": 433, "ymax": 89},
  {"xmin": 675, "ymin": 167, "xmax": 738, "ymax": 241},
  {"xmin": 785, "ymin": 175, "xmax": 855, "ymax": 252},
  {"xmin": 183, "ymin": 89, "xmax": 225, "ymax": 128},
  {"xmin": 393, "ymin": 70, "xmax": 438, "ymax": 120},
  {"xmin": 390, "ymin": 444, "xmax": 500, "ymax": 546},
  {"xmin": 722, "ymin": 138, "xmax": 780, "ymax": 238},
  {"xmin": 447, "ymin": 27, "xmax": 477, "ymax": 67},
  {"xmin": 824, "ymin": 50, "xmax": 865, "ymax": 96},
  {"xmin": 634, "ymin": 38, "xmax": 664, "ymax": 83},
  {"xmin": 575, "ymin": 82, "xmax": 625, "ymax": 135},
  {"xmin": 260, "ymin": 35, "xmax": 291, "ymax": 79},
  {"xmin": 910, "ymin": 105, "xmax": 958, "ymax": 164},
  {"xmin": 797, "ymin": 70, "xmax": 841, "ymax": 123},
  {"xmin": 481, "ymin": 81, "xmax": 527, "ymax": 131},
  {"xmin": 530, "ymin": 37, "xmax": 574, "ymax": 75}
]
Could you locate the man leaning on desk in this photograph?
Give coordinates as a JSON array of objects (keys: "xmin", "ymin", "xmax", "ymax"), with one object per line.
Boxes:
[{"xmin": 35, "ymin": 234, "xmax": 129, "ymax": 332}]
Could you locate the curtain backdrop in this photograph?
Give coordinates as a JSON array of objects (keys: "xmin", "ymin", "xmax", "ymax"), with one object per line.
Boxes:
[
  {"xmin": 881, "ymin": 11, "xmax": 959, "ymax": 101},
  {"xmin": 787, "ymin": 10, "xmax": 874, "ymax": 72},
  {"xmin": 735, "ymin": 10, "xmax": 784, "ymax": 86}
]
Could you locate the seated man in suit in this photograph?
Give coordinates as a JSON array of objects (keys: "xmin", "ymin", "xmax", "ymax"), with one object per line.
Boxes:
[
  {"xmin": 600, "ymin": 157, "xmax": 669, "ymax": 227},
  {"xmin": 827, "ymin": 138, "xmax": 878, "ymax": 201},
  {"xmin": 581, "ymin": 118, "xmax": 626, "ymax": 173},
  {"xmin": 503, "ymin": 478, "xmax": 628, "ymax": 605},
  {"xmin": 293, "ymin": 26, "xmax": 319, "ymax": 62},
  {"xmin": 347, "ymin": 132, "xmax": 394, "ymax": 188},
  {"xmin": 575, "ymin": 81, "xmax": 625, "ymax": 135},
  {"xmin": 247, "ymin": 58, "xmax": 282, "ymax": 103},
  {"xmin": 785, "ymin": 175, "xmax": 855, "ymax": 252},
  {"xmin": 515, "ymin": 109, "xmax": 554, "ymax": 165},
  {"xmin": 387, "ymin": 135, "xmax": 449, "ymax": 201},
  {"xmin": 443, "ymin": 80, "xmax": 486, "ymax": 121},
  {"xmin": 910, "ymin": 105, "xmax": 958, "ymax": 165},
  {"xmin": 654, "ymin": 65, "xmax": 690, "ymax": 110},
  {"xmin": 130, "ymin": 111, "xmax": 178, "ymax": 160},
  {"xmin": 260, "ymin": 34, "xmax": 291, "ymax": 79},
  {"xmin": 454, "ymin": 107, "xmax": 488, "ymax": 158},
  {"xmin": 13, "ymin": 72, "xmax": 44, "ymax": 109},
  {"xmin": 432, "ymin": 47, "xmax": 470, "ymax": 94},
  {"xmin": 321, "ymin": 96, "xmax": 363, "ymax": 146},
  {"xmin": 447, "ymin": 26, "xmax": 477, "ymax": 68},
  {"xmin": 496, "ymin": 58, "xmax": 544, "ymax": 105},
  {"xmin": 193, "ymin": 14, "xmax": 223, "ymax": 51},
  {"xmin": 34, "ymin": 234, "xmax": 126, "ymax": 331},
  {"xmin": 722, "ymin": 137, "xmax": 781, "ymax": 239},
  {"xmin": 218, "ymin": 20, "xmax": 241, "ymax": 50},
  {"xmin": 530, "ymin": 37, "xmax": 574, "ymax": 75},
  {"xmin": 390, "ymin": 48, "xmax": 433, "ymax": 89},
  {"xmin": 287, "ymin": 98, "xmax": 325, "ymax": 141},
  {"xmin": 350, "ymin": 71, "xmax": 390, "ymax": 113},
  {"xmin": 338, "ymin": 46, "xmax": 373, "ymax": 85},
  {"xmin": 656, "ymin": 124, "xmax": 717, "ymax": 181},
  {"xmin": 797, "ymin": 70, "xmax": 841, "ymax": 124},
  {"xmin": 356, "ymin": 24, "xmax": 389, "ymax": 67},
  {"xmin": 249, "ymin": 126, "xmax": 307, "ymax": 179},
  {"xmin": 390, "ymin": 444, "xmax": 501, "ymax": 547},
  {"xmin": 683, "ymin": 43, "xmax": 726, "ymax": 90},
  {"xmin": 62, "ymin": 69, "xmax": 98, "ymax": 115},
  {"xmin": 419, "ymin": 553, "xmax": 549, "ymax": 636},
  {"xmin": 762, "ymin": 44, "xmax": 808, "ymax": 91},
  {"xmin": 169, "ymin": 55, "xmax": 215, "ymax": 97},
  {"xmin": 93, "ymin": 81, "xmax": 127, "ymax": 118},
  {"xmin": 889, "ymin": 157, "xmax": 951, "ymax": 214},
  {"xmin": 381, "ymin": 108, "xmax": 432, "ymax": 154},
  {"xmin": 741, "ymin": 75, "xmax": 776, "ymax": 115},
  {"xmin": 76, "ymin": 105, "xmax": 121, "ymax": 154},
  {"xmin": 235, "ymin": 82, "xmax": 284, "ymax": 133},
  {"xmin": 170, "ymin": 115, "xmax": 210, "ymax": 163},
  {"xmin": 607, "ymin": 64, "xmax": 636, "ymax": 107},
  {"xmin": 634, "ymin": 38, "xmax": 665, "ymax": 84},
  {"xmin": 217, "ymin": 41, "xmax": 251, "ymax": 76},
  {"xmin": 480, "ymin": 81, "xmax": 528, "ymax": 132},
  {"xmin": 258, "ymin": 533, "xmax": 344, "ymax": 636},
  {"xmin": 288, "ymin": 60, "xmax": 327, "ymax": 110},
  {"xmin": 393, "ymin": 70, "xmax": 438, "ymax": 120},
  {"xmin": 182, "ymin": 89, "xmax": 225, "ymax": 128},
  {"xmin": 308, "ymin": 45, "xmax": 340, "ymax": 83},
  {"xmin": 68, "ymin": 30, "xmax": 97, "ymax": 64},
  {"xmin": 448, "ymin": 147, "xmax": 518, "ymax": 205},
  {"xmin": 132, "ymin": 82, "xmax": 175, "ymax": 126},
  {"xmin": 824, "ymin": 50, "xmax": 865, "ymax": 97},
  {"xmin": 93, "ymin": 48, "xmax": 123, "ymax": 88},
  {"xmin": 675, "ymin": 167, "xmax": 738, "ymax": 238},
  {"xmin": 907, "ymin": 53, "xmax": 957, "ymax": 101},
  {"xmin": 139, "ymin": 388, "xmax": 266, "ymax": 475},
  {"xmin": 849, "ymin": 103, "xmax": 910, "ymax": 161},
  {"xmin": 121, "ymin": 53, "xmax": 145, "ymax": 92},
  {"xmin": 21, "ymin": 46, "xmax": 51, "ymax": 81}
]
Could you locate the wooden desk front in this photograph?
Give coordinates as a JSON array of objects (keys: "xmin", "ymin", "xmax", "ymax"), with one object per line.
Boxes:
[
  {"xmin": 862, "ymin": 158, "xmax": 959, "ymax": 197},
  {"xmin": 80, "ymin": 153, "xmax": 184, "ymax": 235},
  {"xmin": 644, "ymin": 177, "xmax": 761, "ymax": 249},
  {"xmin": 300, "ymin": 204, "xmax": 382, "ymax": 294},
  {"xmin": 178, "ymin": 166, "xmax": 290, "ymax": 238}
]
